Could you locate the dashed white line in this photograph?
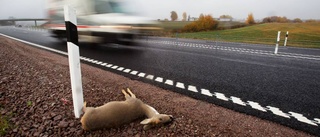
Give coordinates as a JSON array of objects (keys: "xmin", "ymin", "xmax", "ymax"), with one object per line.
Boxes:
[
  {"xmin": 138, "ymin": 72, "xmax": 146, "ymax": 77},
  {"xmin": 130, "ymin": 71, "xmax": 138, "ymax": 75},
  {"xmin": 2, "ymin": 33, "xmax": 319, "ymax": 128},
  {"xmin": 165, "ymin": 79, "xmax": 173, "ymax": 85},
  {"xmin": 230, "ymin": 96, "xmax": 246, "ymax": 106},
  {"xmin": 201, "ymin": 89, "xmax": 213, "ymax": 96},
  {"xmin": 289, "ymin": 112, "xmax": 318, "ymax": 126},
  {"xmin": 101, "ymin": 63, "xmax": 107, "ymax": 66},
  {"xmin": 247, "ymin": 101, "xmax": 267, "ymax": 112},
  {"xmin": 176, "ymin": 82, "xmax": 185, "ymax": 89},
  {"xmin": 155, "ymin": 77, "xmax": 163, "ymax": 83},
  {"xmin": 146, "ymin": 75, "xmax": 154, "ymax": 80},
  {"xmin": 111, "ymin": 65, "xmax": 118, "ymax": 69},
  {"xmin": 188, "ymin": 85, "xmax": 198, "ymax": 92},
  {"xmin": 267, "ymin": 106, "xmax": 290, "ymax": 118},
  {"xmin": 123, "ymin": 69, "xmax": 131, "ymax": 73},
  {"xmin": 214, "ymin": 92, "xmax": 229, "ymax": 101},
  {"xmin": 314, "ymin": 118, "xmax": 320, "ymax": 124},
  {"xmin": 106, "ymin": 64, "xmax": 113, "ymax": 68},
  {"xmin": 117, "ymin": 67, "xmax": 124, "ymax": 71}
]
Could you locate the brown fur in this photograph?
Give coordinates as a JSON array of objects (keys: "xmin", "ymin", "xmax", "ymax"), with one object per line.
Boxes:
[{"xmin": 80, "ymin": 88, "xmax": 173, "ymax": 131}]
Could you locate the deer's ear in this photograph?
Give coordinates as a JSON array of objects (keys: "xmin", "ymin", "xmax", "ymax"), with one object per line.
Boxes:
[{"xmin": 140, "ymin": 118, "xmax": 153, "ymax": 125}]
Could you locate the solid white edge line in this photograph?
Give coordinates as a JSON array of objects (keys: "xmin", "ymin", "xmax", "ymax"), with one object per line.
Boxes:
[{"xmin": 0, "ymin": 33, "xmax": 68, "ymax": 56}]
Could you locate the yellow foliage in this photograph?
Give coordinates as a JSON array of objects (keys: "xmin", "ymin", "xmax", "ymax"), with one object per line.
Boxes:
[
  {"xmin": 182, "ymin": 15, "xmax": 218, "ymax": 32},
  {"xmin": 246, "ymin": 13, "xmax": 255, "ymax": 25}
]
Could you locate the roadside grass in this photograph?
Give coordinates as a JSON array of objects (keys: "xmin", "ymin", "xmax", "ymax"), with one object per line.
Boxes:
[
  {"xmin": 0, "ymin": 113, "xmax": 10, "ymax": 136},
  {"xmin": 177, "ymin": 22, "xmax": 320, "ymax": 48}
]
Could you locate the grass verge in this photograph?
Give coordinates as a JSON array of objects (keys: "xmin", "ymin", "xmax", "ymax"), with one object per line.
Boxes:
[{"xmin": 177, "ymin": 22, "xmax": 320, "ymax": 48}]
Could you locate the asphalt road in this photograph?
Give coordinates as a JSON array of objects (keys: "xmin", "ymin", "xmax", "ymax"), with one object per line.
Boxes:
[{"xmin": 1, "ymin": 26, "xmax": 320, "ymax": 135}]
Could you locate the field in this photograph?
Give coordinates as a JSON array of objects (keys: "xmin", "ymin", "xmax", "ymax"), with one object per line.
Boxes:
[
  {"xmin": 160, "ymin": 22, "xmax": 320, "ymax": 48},
  {"xmin": 159, "ymin": 21, "xmax": 245, "ymax": 31}
]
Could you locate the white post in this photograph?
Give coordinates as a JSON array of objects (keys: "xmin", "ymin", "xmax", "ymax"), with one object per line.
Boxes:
[
  {"xmin": 274, "ymin": 31, "xmax": 281, "ymax": 54},
  {"xmin": 284, "ymin": 31, "xmax": 289, "ymax": 46},
  {"xmin": 64, "ymin": 5, "xmax": 84, "ymax": 118}
]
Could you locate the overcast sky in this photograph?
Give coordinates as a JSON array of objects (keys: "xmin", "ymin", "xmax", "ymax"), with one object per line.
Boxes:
[{"xmin": 0, "ymin": 0, "xmax": 319, "ymax": 21}]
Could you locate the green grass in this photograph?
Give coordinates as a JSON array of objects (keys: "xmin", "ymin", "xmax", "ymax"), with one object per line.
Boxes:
[
  {"xmin": 0, "ymin": 114, "xmax": 10, "ymax": 136},
  {"xmin": 177, "ymin": 22, "xmax": 320, "ymax": 48}
]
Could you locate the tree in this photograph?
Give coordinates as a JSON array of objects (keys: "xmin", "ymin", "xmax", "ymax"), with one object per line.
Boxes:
[
  {"xmin": 199, "ymin": 13, "xmax": 204, "ymax": 19},
  {"xmin": 277, "ymin": 16, "xmax": 289, "ymax": 23},
  {"xmin": 219, "ymin": 15, "xmax": 233, "ymax": 19},
  {"xmin": 182, "ymin": 14, "xmax": 218, "ymax": 32},
  {"xmin": 246, "ymin": 13, "xmax": 255, "ymax": 25},
  {"xmin": 305, "ymin": 19, "xmax": 317, "ymax": 23},
  {"xmin": 293, "ymin": 18, "xmax": 303, "ymax": 23},
  {"xmin": 170, "ymin": 11, "xmax": 178, "ymax": 21},
  {"xmin": 182, "ymin": 12, "xmax": 187, "ymax": 21}
]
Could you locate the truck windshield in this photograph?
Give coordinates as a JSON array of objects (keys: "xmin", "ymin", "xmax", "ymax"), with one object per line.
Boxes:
[{"xmin": 94, "ymin": 0, "xmax": 126, "ymax": 14}]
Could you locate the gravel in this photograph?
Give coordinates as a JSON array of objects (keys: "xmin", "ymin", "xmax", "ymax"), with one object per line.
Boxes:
[{"xmin": 0, "ymin": 36, "xmax": 314, "ymax": 137}]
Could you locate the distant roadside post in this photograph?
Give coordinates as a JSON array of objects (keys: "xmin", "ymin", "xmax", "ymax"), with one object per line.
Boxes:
[
  {"xmin": 64, "ymin": 5, "xmax": 84, "ymax": 118},
  {"xmin": 274, "ymin": 31, "xmax": 281, "ymax": 54},
  {"xmin": 284, "ymin": 31, "xmax": 289, "ymax": 47}
]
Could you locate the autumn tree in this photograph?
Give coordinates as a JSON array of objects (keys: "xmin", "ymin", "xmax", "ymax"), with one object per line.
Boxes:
[
  {"xmin": 182, "ymin": 12, "xmax": 187, "ymax": 21},
  {"xmin": 170, "ymin": 11, "xmax": 178, "ymax": 21},
  {"xmin": 246, "ymin": 13, "xmax": 255, "ymax": 25},
  {"xmin": 182, "ymin": 14, "xmax": 218, "ymax": 32},
  {"xmin": 277, "ymin": 16, "xmax": 289, "ymax": 23}
]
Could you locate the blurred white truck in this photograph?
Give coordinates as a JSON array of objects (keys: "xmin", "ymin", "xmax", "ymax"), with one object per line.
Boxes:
[{"xmin": 44, "ymin": 0, "xmax": 160, "ymax": 44}]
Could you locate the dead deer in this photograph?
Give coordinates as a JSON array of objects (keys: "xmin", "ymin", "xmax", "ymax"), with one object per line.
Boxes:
[{"xmin": 80, "ymin": 88, "xmax": 173, "ymax": 131}]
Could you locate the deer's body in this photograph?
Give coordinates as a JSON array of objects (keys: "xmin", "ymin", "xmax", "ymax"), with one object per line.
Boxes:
[{"xmin": 80, "ymin": 88, "xmax": 173, "ymax": 131}]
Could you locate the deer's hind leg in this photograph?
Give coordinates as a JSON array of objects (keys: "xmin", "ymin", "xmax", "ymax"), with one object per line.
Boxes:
[
  {"xmin": 126, "ymin": 88, "xmax": 136, "ymax": 98},
  {"xmin": 122, "ymin": 89, "xmax": 131, "ymax": 100}
]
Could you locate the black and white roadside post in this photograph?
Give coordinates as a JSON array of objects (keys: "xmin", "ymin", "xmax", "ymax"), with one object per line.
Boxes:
[
  {"xmin": 274, "ymin": 31, "xmax": 281, "ymax": 54},
  {"xmin": 284, "ymin": 31, "xmax": 289, "ymax": 47},
  {"xmin": 64, "ymin": 5, "xmax": 84, "ymax": 118}
]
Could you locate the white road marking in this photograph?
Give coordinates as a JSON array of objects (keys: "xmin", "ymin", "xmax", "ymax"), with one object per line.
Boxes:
[
  {"xmin": 266, "ymin": 106, "xmax": 290, "ymax": 118},
  {"xmin": 201, "ymin": 89, "xmax": 213, "ymax": 97},
  {"xmin": 2, "ymin": 33, "xmax": 319, "ymax": 127},
  {"xmin": 214, "ymin": 92, "xmax": 229, "ymax": 101},
  {"xmin": 106, "ymin": 64, "xmax": 113, "ymax": 68},
  {"xmin": 111, "ymin": 65, "xmax": 118, "ymax": 69},
  {"xmin": 165, "ymin": 79, "xmax": 173, "ymax": 85},
  {"xmin": 247, "ymin": 101, "xmax": 267, "ymax": 112},
  {"xmin": 289, "ymin": 112, "xmax": 318, "ymax": 126},
  {"xmin": 188, "ymin": 85, "xmax": 198, "ymax": 92},
  {"xmin": 117, "ymin": 67, "xmax": 124, "ymax": 71},
  {"xmin": 314, "ymin": 118, "xmax": 320, "ymax": 124},
  {"xmin": 96, "ymin": 61, "xmax": 102, "ymax": 65},
  {"xmin": 138, "ymin": 72, "xmax": 146, "ymax": 77},
  {"xmin": 146, "ymin": 75, "xmax": 154, "ymax": 80},
  {"xmin": 155, "ymin": 77, "xmax": 163, "ymax": 83},
  {"xmin": 123, "ymin": 69, "xmax": 131, "ymax": 73},
  {"xmin": 176, "ymin": 82, "xmax": 185, "ymax": 89},
  {"xmin": 101, "ymin": 63, "xmax": 107, "ymax": 66},
  {"xmin": 143, "ymin": 39, "xmax": 320, "ymax": 61},
  {"xmin": 230, "ymin": 96, "xmax": 246, "ymax": 106},
  {"xmin": 130, "ymin": 71, "xmax": 138, "ymax": 75}
]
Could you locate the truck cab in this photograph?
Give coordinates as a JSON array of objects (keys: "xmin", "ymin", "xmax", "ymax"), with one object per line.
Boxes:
[{"xmin": 45, "ymin": 0, "xmax": 160, "ymax": 44}]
